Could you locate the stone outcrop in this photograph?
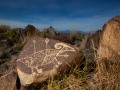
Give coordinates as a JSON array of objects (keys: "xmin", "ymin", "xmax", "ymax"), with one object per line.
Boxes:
[
  {"xmin": 24, "ymin": 24, "xmax": 37, "ymax": 36},
  {"xmin": 43, "ymin": 26, "xmax": 59, "ymax": 37},
  {"xmin": 98, "ymin": 16, "xmax": 120, "ymax": 59},
  {"xmin": 16, "ymin": 37, "xmax": 83, "ymax": 86},
  {"xmin": 0, "ymin": 71, "xmax": 17, "ymax": 90}
]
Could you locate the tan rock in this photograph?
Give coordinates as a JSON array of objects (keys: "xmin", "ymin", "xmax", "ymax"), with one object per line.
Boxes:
[
  {"xmin": 16, "ymin": 37, "xmax": 83, "ymax": 86},
  {"xmin": 0, "ymin": 71, "xmax": 17, "ymax": 90},
  {"xmin": 98, "ymin": 16, "xmax": 120, "ymax": 59}
]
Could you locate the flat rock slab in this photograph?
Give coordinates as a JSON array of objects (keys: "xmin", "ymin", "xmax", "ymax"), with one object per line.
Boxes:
[
  {"xmin": 0, "ymin": 71, "xmax": 17, "ymax": 90},
  {"xmin": 16, "ymin": 37, "xmax": 83, "ymax": 86}
]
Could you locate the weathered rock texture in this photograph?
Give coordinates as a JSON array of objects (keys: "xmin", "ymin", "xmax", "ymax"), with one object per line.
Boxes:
[
  {"xmin": 16, "ymin": 37, "xmax": 83, "ymax": 86},
  {"xmin": 98, "ymin": 16, "xmax": 120, "ymax": 59},
  {"xmin": 0, "ymin": 71, "xmax": 17, "ymax": 90},
  {"xmin": 90, "ymin": 16, "xmax": 120, "ymax": 90}
]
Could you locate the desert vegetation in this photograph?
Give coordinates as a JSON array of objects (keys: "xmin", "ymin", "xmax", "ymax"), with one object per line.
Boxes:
[{"xmin": 0, "ymin": 16, "xmax": 120, "ymax": 90}]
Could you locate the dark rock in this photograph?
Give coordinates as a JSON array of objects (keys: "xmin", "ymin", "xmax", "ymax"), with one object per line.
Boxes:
[
  {"xmin": 0, "ymin": 71, "xmax": 17, "ymax": 90},
  {"xmin": 43, "ymin": 26, "xmax": 59, "ymax": 37},
  {"xmin": 6, "ymin": 39, "xmax": 14, "ymax": 47},
  {"xmin": 50, "ymin": 34, "xmax": 73, "ymax": 44},
  {"xmin": 16, "ymin": 37, "xmax": 83, "ymax": 86},
  {"xmin": 0, "ymin": 39, "xmax": 14, "ymax": 48},
  {"xmin": 0, "ymin": 52, "xmax": 11, "ymax": 60},
  {"xmin": 24, "ymin": 24, "xmax": 37, "ymax": 36}
]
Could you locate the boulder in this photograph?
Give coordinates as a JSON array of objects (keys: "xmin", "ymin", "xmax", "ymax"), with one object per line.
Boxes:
[
  {"xmin": 92, "ymin": 16, "xmax": 120, "ymax": 90},
  {"xmin": 0, "ymin": 71, "xmax": 17, "ymax": 90},
  {"xmin": 24, "ymin": 25, "xmax": 37, "ymax": 36},
  {"xmin": 16, "ymin": 37, "xmax": 83, "ymax": 86},
  {"xmin": 98, "ymin": 16, "xmax": 120, "ymax": 59},
  {"xmin": 43, "ymin": 26, "xmax": 59, "ymax": 37}
]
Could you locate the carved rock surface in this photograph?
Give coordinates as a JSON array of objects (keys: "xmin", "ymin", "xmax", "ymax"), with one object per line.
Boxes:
[
  {"xmin": 0, "ymin": 71, "xmax": 17, "ymax": 90},
  {"xmin": 16, "ymin": 37, "xmax": 83, "ymax": 86},
  {"xmin": 98, "ymin": 16, "xmax": 120, "ymax": 59}
]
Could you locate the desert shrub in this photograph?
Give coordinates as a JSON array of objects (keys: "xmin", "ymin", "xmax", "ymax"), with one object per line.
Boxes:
[
  {"xmin": 0, "ymin": 29, "xmax": 20, "ymax": 42},
  {"xmin": 10, "ymin": 44, "xmax": 23, "ymax": 54},
  {"xmin": 0, "ymin": 52, "xmax": 11, "ymax": 60},
  {"xmin": 70, "ymin": 30, "xmax": 83, "ymax": 43},
  {"xmin": 86, "ymin": 30, "xmax": 102, "ymax": 49},
  {"xmin": 0, "ymin": 25, "xmax": 11, "ymax": 33}
]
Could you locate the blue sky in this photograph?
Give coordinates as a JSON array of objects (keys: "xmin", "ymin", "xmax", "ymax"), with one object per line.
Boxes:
[{"xmin": 0, "ymin": 0, "xmax": 120, "ymax": 31}]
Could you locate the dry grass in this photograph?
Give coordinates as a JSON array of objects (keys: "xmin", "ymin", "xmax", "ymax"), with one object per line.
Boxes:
[
  {"xmin": 87, "ymin": 40, "xmax": 120, "ymax": 90},
  {"xmin": 1, "ymin": 26, "xmax": 120, "ymax": 90},
  {"xmin": 46, "ymin": 64, "xmax": 87, "ymax": 90},
  {"xmin": 46, "ymin": 65, "xmax": 103, "ymax": 90},
  {"xmin": 47, "ymin": 75, "xmax": 86, "ymax": 90},
  {"xmin": 92, "ymin": 57, "xmax": 120, "ymax": 90},
  {"xmin": 87, "ymin": 35, "xmax": 120, "ymax": 90}
]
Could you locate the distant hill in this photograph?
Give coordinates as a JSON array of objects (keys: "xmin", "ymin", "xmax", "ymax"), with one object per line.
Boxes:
[{"xmin": 59, "ymin": 30, "xmax": 85, "ymax": 34}]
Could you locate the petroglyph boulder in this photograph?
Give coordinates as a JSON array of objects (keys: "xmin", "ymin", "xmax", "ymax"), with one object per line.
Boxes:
[
  {"xmin": 16, "ymin": 37, "xmax": 83, "ymax": 86},
  {"xmin": 0, "ymin": 71, "xmax": 17, "ymax": 90},
  {"xmin": 98, "ymin": 16, "xmax": 120, "ymax": 59}
]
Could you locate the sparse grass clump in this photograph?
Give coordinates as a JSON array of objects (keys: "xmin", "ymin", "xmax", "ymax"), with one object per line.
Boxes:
[
  {"xmin": 93, "ymin": 57, "xmax": 120, "ymax": 90},
  {"xmin": 47, "ymin": 64, "xmax": 87, "ymax": 90}
]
